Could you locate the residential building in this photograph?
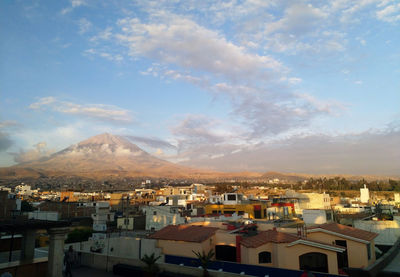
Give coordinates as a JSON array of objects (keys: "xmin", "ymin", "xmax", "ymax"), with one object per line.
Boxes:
[
  {"xmin": 205, "ymin": 193, "xmax": 269, "ymax": 219},
  {"xmin": 116, "ymin": 215, "xmax": 146, "ymax": 230},
  {"xmin": 149, "ymin": 222, "xmax": 377, "ymax": 275},
  {"xmin": 360, "ymin": 184, "xmax": 370, "ymax": 203},
  {"xmin": 142, "ymin": 206, "xmax": 186, "ymax": 231},
  {"xmin": 302, "ymin": 209, "xmax": 334, "ymax": 226},
  {"xmin": 0, "ymin": 191, "xmax": 21, "ymax": 219},
  {"xmin": 307, "ymin": 223, "xmax": 377, "ymax": 269}
]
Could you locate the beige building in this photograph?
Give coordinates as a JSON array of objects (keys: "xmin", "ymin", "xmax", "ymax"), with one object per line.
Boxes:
[
  {"xmin": 241, "ymin": 229, "xmax": 344, "ymax": 274},
  {"xmin": 307, "ymin": 223, "xmax": 377, "ymax": 269},
  {"xmin": 149, "ymin": 222, "xmax": 378, "ymax": 275}
]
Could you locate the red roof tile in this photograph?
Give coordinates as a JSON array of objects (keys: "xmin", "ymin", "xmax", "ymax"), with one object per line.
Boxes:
[
  {"xmin": 149, "ymin": 225, "xmax": 218, "ymax": 243},
  {"xmin": 308, "ymin": 223, "xmax": 378, "ymax": 242},
  {"xmin": 241, "ymin": 229, "xmax": 298, "ymax": 248}
]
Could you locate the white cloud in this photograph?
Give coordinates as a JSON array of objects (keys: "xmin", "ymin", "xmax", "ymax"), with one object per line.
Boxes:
[
  {"xmin": 90, "ymin": 27, "xmax": 113, "ymax": 42},
  {"xmin": 376, "ymin": 3, "xmax": 400, "ymax": 22},
  {"xmin": 30, "ymin": 97, "xmax": 133, "ymax": 123},
  {"xmin": 83, "ymin": 48, "xmax": 123, "ymax": 62},
  {"xmin": 116, "ymin": 16, "xmax": 285, "ymax": 83},
  {"xmin": 78, "ymin": 18, "xmax": 92, "ymax": 34},
  {"xmin": 0, "ymin": 120, "xmax": 19, "ymax": 129},
  {"xmin": 265, "ymin": 3, "xmax": 327, "ymax": 36},
  {"xmin": 12, "ymin": 141, "xmax": 55, "ymax": 163},
  {"xmin": 61, "ymin": 0, "xmax": 87, "ymax": 14}
]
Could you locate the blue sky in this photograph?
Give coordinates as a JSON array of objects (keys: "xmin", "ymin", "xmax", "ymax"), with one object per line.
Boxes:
[{"xmin": 1, "ymin": 0, "xmax": 399, "ymax": 175}]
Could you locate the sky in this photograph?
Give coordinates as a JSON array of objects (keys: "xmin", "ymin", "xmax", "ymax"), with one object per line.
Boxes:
[{"xmin": 0, "ymin": 0, "xmax": 399, "ymax": 176}]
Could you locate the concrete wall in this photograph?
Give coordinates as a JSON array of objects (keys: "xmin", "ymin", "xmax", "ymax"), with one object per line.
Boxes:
[
  {"xmin": 354, "ymin": 219, "xmax": 400, "ymax": 245},
  {"xmin": 303, "ymin": 210, "xmax": 329, "ymax": 225},
  {"xmin": 78, "ymin": 251, "xmax": 251, "ymax": 277},
  {"xmin": 65, "ymin": 237, "xmax": 161, "ymax": 260},
  {"xmin": 0, "ymin": 257, "xmax": 47, "ymax": 277},
  {"xmin": 307, "ymin": 231, "xmax": 375, "ymax": 268}
]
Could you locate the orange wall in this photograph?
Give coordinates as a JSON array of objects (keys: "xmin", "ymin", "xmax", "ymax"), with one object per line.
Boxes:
[
  {"xmin": 307, "ymin": 231, "xmax": 375, "ymax": 267},
  {"xmin": 241, "ymin": 243, "xmax": 339, "ymax": 275},
  {"xmin": 240, "ymin": 243, "xmax": 274, "ymax": 266},
  {"xmin": 157, "ymin": 237, "xmax": 214, "ymax": 258},
  {"xmin": 60, "ymin": 191, "xmax": 77, "ymax": 202},
  {"xmin": 215, "ymin": 231, "xmax": 237, "ymax": 247},
  {"xmin": 280, "ymin": 244, "xmax": 338, "ymax": 275}
]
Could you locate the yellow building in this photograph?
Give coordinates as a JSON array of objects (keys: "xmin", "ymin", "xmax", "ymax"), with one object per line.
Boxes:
[
  {"xmin": 204, "ymin": 202, "xmax": 269, "ymax": 219},
  {"xmin": 60, "ymin": 191, "xmax": 78, "ymax": 202}
]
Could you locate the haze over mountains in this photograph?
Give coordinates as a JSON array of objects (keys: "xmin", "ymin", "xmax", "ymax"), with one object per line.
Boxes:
[
  {"xmin": 0, "ymin": 133, "xmax": 214, "ymax": 179},
  {"xmin": 0, "ymin": 133, "xmax": 397, "ymax": 181}
]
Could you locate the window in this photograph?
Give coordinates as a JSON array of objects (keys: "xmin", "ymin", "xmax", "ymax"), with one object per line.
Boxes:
[
  {"xmin": 153, "ymin": 211, "xmax": 157, "ymax": 215},
  {"xmin": 238, "ymin": 211, "xmax": 244, "ymax": 215},
  {"xmin": 326, "ymin": 212, "xmax": 332, "ymax": 220},
  {"xmin": 367, "ymin": 243, "xmax": 371, "ymax": 260},
  {"xmin": 227, "ymin": 194, "xmax": 236, "ymax": 201},
  {"xmin": 258, "ymin": 251, "xmax": 271, "ymax": 263}
]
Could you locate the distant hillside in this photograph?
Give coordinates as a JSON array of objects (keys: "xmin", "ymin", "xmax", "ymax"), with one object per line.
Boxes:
[
  {"xmin": 0, "ymin": 133, "xmax": 218, "ymax": 179},
  {"xmin": 0, "ymin": 133, "xmax": 397, "ymax": 182}
]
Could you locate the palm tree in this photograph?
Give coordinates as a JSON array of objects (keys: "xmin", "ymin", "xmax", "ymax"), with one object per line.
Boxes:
[
  {"xmin": 192, "ymin": 249, "xmax": 215, "ymax": 277},
  {"xmin": 141, "ymin": 253, "xmax": 161, "ymax": 276}
]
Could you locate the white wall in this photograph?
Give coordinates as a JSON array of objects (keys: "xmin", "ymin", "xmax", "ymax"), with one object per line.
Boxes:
[
  {"xmin": 302, "ymin": 209, "xmax": 329, "ymax": 226},
  {"xmin": 354, "ymin": 217, "xmax": 400, "ymax": 245},
  {"xmin": 67, "ymin": 237, "xmax": 161, "ymax": 260}
]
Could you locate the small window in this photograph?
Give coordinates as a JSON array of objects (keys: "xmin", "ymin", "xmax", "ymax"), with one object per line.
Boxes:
[
  {"xmin": 326, "ymin": 212, "xmax": 332, "ymax": 220},
  {"xmin": 153, "ymin": 211, "xmax": 157, "ymax": 215},
  {"xmin": 227, "ymin": 194, "xmax": 236, "ymax": 201},
  {"xmin": 259, "ymin": 251, "xmax": 271, "ymax": 263},
  {"xmin": 367, "ymin": 243, "xmax": 371, "ymax": 260}
]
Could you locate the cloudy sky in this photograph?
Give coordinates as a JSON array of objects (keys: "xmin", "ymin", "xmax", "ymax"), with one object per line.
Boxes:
[{"xmin": 1, "ymin": 0, "xmax": 399, "ymax": 175}]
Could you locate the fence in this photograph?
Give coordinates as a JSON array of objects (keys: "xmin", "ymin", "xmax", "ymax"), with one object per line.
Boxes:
[{"xmin": 165, "ymin": 254, "xmax": 341, "ymax": 277}]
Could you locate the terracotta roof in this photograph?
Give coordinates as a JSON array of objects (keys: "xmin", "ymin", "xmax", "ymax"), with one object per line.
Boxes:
[
  {"xmin": 241, "ymin": 229, "xmax": 298, "ymax": 248},
  {"xmin": 287, "ymin": 238, "xmax": 347, "ymax": 252},
  {"xmin": 149, "ymin": 225, "xmax": 218, "ymax": 243},
  {"xmin": 307, "ymin": 223, "xmax": 378, "ymax": 242}
]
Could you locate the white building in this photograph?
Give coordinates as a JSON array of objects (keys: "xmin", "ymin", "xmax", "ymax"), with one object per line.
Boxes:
[
  {"xmin": 394, "ymin": 193, "xmax": 400, "ymax": 204},
  {"xmin": 302, "ymin": 209, "xmax": 334, "ymax": 226},
  {"xmin": 142, "ymin": 206, "xmax": 185, "ymax": 231},
  {"xmin": 360, "ymin": 184, "xmax": 370, "ymax": 203},
  {"xmin": 28, "ymin": 211, "xmax": 59, "ymax": 221},
  {"xmin": 89, "ymin": 201, "xmax": 114, "ymax": 240},
  {"xmin": 15, "ymin": 184, "xmax": 38, "ymax": 196},
  {"xmin": 222, "ymin": 193, "xmax": 245, "ymax": 205},
  {"xmin": 285, "ymin": 190, "xmax": 331, "ymax": 214}
]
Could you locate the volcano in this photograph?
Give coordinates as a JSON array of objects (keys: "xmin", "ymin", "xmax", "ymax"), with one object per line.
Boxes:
[{"xmin": 2, "ymin": 133, "xmax": 211, "ymax": 179}]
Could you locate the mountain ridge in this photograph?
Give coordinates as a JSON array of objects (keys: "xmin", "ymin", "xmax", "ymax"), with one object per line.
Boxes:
[
  {"xmin": 0, "ymin": 133, "xmax": 398, "ymax": 181},
  {"xmin": 3, "ymin": 133, "xmax": 216, "ymax": 179}
]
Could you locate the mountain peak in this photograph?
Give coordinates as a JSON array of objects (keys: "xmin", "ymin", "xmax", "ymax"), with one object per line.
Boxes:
[{"xmin": 79, "ymin": 133, "xmax": 126, "ymax": 146}]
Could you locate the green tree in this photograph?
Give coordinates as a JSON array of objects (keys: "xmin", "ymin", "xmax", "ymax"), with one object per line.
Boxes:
[
  {"xmin": 65, "ymin": 228, "xmax": 92, "ymax": 243},
  {"xmin": 21, "ymin": 200, "xmax": 35, "ymax": 212},
  {"xmin": 141, "ymin": 253, "xmax": 161, "ymax": 276},
  {"xmin": 193, "ymin": 249, "xmax": 215, "ymax": 277}
]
